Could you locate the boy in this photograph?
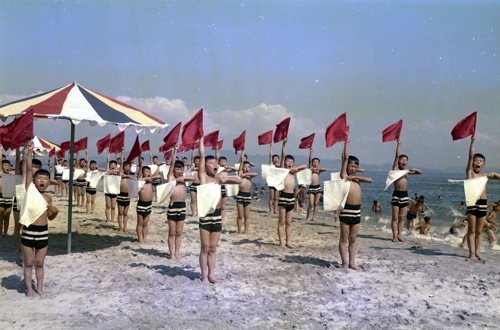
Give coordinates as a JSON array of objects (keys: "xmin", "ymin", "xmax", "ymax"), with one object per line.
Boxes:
[
  {"xmin": 405, "ymin": 196, "xmax": 426, "ymax": 233},
  {"xmin": 465, "ymin": 135, "xmax": 500, "ymax": 260},
  {"xmin": 0, "ymin": 158, "xmax": 14, "ymax": 238},
  {"xmin": 372, "ymin": 200, "xmax": 382, "ymax": 213},
  {"xmin": 305, "ymin": 148, "xmax": 326, "ymax": 222},
  {"xmin": 268, "ymin": 143, "xmax": 280, "ymax": 214},
  {"xmin": 85, "ymin": 159, "xmax": 101, "ymax": 214},
  {"xmin": 198, "ymin": 136, "xmax": 241, "ymax": 283},
  {"xmin": 21, "ymin": 140, "xmax": 59, "ymax": 296},
  {"xmin": 118, "ymin": 158, "xmax": 135, "ymax": 233},
  {"xmin": 166, "ymin": 145, "xmax": 195, "ymax": 259},
  {"xmin": 215, "ymin": 152, "xmax": 231, "ymax": 226},
  {"xmin": 136, "ymin": 158, "xmax": 162, "ymax": 244},
  {"xmin": 390, "ymin": 139, "xmax": 422, "ymax": 242},
  {"xmin": 236, "ymin": 150, "xmax": 258, "ymax": 234},
  {"xmin": 277, "ymin": 138, "xmax": 306, "ymax": 248},
  {"xmin": 295, "ymin": 185, "xmax": 306, "ymax": 212},
  {"xmin": 75, "ymin": 155, "xmax": 87, "ymax": 207},
  {"xmin": 339, "ymin": 138, "xmax": 372, "ymax": 270},
  {"xmin": 104, "ymin": 149, "xmax": 121, "ymax": 223},
  {"xmin": 189, "ymin": 153, "xmax": 200, "ymax": 217},
  {"xmin": 416, "ymin": 216, "xmax": 434, "ymax": 236}
]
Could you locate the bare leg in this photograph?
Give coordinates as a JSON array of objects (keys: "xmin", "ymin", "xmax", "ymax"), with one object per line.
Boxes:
[
  {"xmin": 174, "ymin": 221, "xmax": 184, "ymax": 259},
  {"xmin": 136, "ymin": 214, "xmax": 144, "ymax": 243},
  {"xmin": 142, "ymin": 213, "xmax": 150, "ymax": 243},
  {"xmin": 117, "ymin": 205, "xmax": 124, "ymax": 231},
  {"xmin": 466, "ymin": 214, "xmax": 477, "ymax": 260},
  {"xmin": 105, "ymin": 196, "xmax": 112, "ymax": 222},
  {"xmin": 168, "ymin": 220, "xmax": 177, "ymax": 259},
  {"xmin": 190, "ymin": 191, "xmax": 197, "ymax": 217},
  {"xmin": 34, "ymin": 247, "xmax": 48, "ymax": 295},
  {"xmin": 243, "ymin": 204, "xmax": 251, "ymax": 234},
  {"xmin": 348, "ymin": 223, "xmax": 362, "ymax": 270},
  {"xmin": 3, "ymin": 208, "xmax": 12, "ymax": 238},
  {"xmin": 21, "ymin": 245, "xmax": 35, "ymax": 297},
  {"xmin": 221, "ymin": 197, "xmax": 228, "ymax": 226},
  {"xmin": 13, "ymin": 211, "xmax": 21, "ymax": 251},
  {"xmin": 86, "ymin": 193, "xmax": 91, "ymax": 213},
  {"xmin": 207, "ymin": 231, "xmax": 221, "ymax": 283},
  {"xmin": 339, "ymin": 221, "xmax": 349, "ymax": 269},
  {"xmin": 236, "ymin": 202, "xmax": 244, "ymax": 233},
  {"xmin": 285, "ymin": 210, "xmax": 293, "ymax": 248},
  {"xmin": 474, "ymin": 216, "xmax": 486, "ymax": 260},
  {"xmin": 391, "ymin": 205, "xmax": 406, "ymax": 242},
  {"xmin": 306, "ymin": 193, "xmax": 313, "ymax": 221},
  {"xmin": 312, "ymin": 193, "xmax": 321, "ymax": 221},
  {"xmin": 91, "ymin": 194, "xmax": 96, "ymax": 214},
  {"xmin": 199, "ymin": 228, "xmax": 211, "ymax": 284},
  {"xmin": 277, "ymin": 206, "xmax": 286, "ymax": 246}
]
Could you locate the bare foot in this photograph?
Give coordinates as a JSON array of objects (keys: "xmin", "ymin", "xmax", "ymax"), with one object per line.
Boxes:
[
  {"xmin": 37, "ymin": 289, "xmax": 44, "ymax": 296},
  {"xmin": 467, "ymin": 255, "xmax": 477, "ymax": 261},
  {"xmin": 392, "ymin": 238, "xmax": 400, "ymax": 242},
  {"xmin": 311, "ymin": 218, "xmax": 317, "ymax": 222},
  {"xmin": 201, "ymin": 276, "xmax": 210, "ymax": 284},
  {"xmin": 273, "ymin": 211, "xmax": 278, "ymax": 214},
  {"xmin": 341, "ymin": 264, "xmax": 349, "ymax": 270},
  {"xmin": 208, "ymin": 275, "xmax": 220, "ymax": 284},
  {"xmin": 460, "ymin": 243, "xmax": 465, "ymax": 249},
  {"xmin": 305, "ymin": 218, "xmax": 310, "ymax": 222},
  {"xmin": 397, "ymin": 236, "xmax": 405, "ymax": 242},
  {"xmin": 279, "ymin": 242, "xmax": 285, "ymax": 247},
  {"xmin": 476, "ymin": 254, "xmax": 486, "ymax": 262},
  {"xmin": 174, "ymin": 253, "xmax": 180, "ymax": 259},
  {"xmin": 285, "ymin": 243, "xmax": 293, "ymax": 249},
  {"xmin": 26, "ymin": 290, "xmax": 35, "ymax": 298},
  {"xmin": 349, "ymin": 264, "xmax": 363, "ymax": 271}
]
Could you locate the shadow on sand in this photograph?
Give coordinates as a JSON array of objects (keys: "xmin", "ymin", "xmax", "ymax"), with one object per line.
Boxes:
[{"xmin": 130, "ymin": 262, "xmax": 199, "ymax": 280}]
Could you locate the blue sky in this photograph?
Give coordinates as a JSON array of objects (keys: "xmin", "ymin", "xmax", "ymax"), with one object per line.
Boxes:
[{"xmin": 1, "ymin": 1, "xmax": 500, "ymax": 169}]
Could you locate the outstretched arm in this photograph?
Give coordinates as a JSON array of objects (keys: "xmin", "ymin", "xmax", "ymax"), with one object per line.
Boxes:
[
  {"xmin": 408, "ymin": 168, "xmax": 423, "ymax": 175},
  {"xmin": 392, "ymin": 139, "xmax": 401, "ymax": 170}
]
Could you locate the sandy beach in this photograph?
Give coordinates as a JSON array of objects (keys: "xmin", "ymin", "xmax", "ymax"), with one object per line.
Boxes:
[{"xmin": 1, "ymin": 190, "xmax": 499, "ymax": 329}]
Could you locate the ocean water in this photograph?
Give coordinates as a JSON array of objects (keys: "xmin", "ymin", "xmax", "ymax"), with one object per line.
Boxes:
[{"xmin": 249, "ymin": 170, "xmax": 500, "ymax": 253}]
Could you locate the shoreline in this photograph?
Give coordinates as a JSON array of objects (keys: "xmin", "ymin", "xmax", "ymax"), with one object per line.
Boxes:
[{"xmin": 1, "ymin": 193, "xmax": 499, "ymax": 329}]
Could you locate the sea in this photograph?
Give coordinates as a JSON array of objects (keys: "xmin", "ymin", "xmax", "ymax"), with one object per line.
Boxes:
[{"xmin": 248, "ymin": 170, "xmax": 500, "ymax": 253}]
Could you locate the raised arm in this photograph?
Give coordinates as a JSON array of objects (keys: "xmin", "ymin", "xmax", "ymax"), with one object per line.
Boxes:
[
  {"xmin": 25, "ymin": 140, "xmax": 34, "ymax": 188},
  {"xmin": 392, "ymin": 139, "xmax": 401, "ymax": 170},
  {"xmin": 238, "ymin": 149, "xmax": 245, "ymax": 177},
  {"xmin": 190, "ymin": 149, "xmax": 196, "ymax": 170},
  {"xmin": 85, "ymin": 149, "xmax": 89, "ymax": 171},
  {"xmin": 466, "ymin": 135, "xmax": 475, "ymax": 178},
  {"xmin": 198, "ymin": 137, "xmax": 205, "ymax": 184},
  {"xmin": 137, "ymin": 156, "xmax": 143, "ymax": 179},
  {"xmin": 15, "ymin": 147, "xmax": 21, "ymax": 175},
  {"xmin": 269, "ymin": 143, "xmax": 273, "ymax": 165},
  {"xmin": 167, "ymin": 145, "xmax": 178, "ymax": 181},
  {"xmin": 280, "ymin": 139, "xmax": 287, "ymax": 168},
  {"xmin": 308, "ymin": 148, "xmax": 313, "ymax": 168},
  {"xmin": 340, "ymin": 138, "xmax": 349, "ymax": 179}
]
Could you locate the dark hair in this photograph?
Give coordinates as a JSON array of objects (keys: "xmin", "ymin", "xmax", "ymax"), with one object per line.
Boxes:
[
  {"xmin": 373, "ymin": 200, "xmax": 378, "ymax": 204},
  {"xmin": 474, "ymin": 153, "xmax": 485, "ymax": 162},
  {"xmin": 205, "ymin": 155, "xmax": 216, "ymax": 162},
  {"xmin": 79, "ymin": 158, "xmax": 85, "ymax": 162},
  {"xmin": 219, "ymin": 156, "xmax": 227, "ymax": 162},
  {"xmin": 243, "ymin": 161, "xmax": 251, "ymax": 166},
  {"xmin": 2, "ymin": 160, "xmax": 11, "ymax": 165},
  {"xmin": 34, "ymin": 169, "xmax": 50, "ymax": 178},
  {"xmin": 183, "ymin": 157, "xmax": 188, "ymax": 160},
  {"xmin": 243, "ymin": 155, "xmax": 248, "ymax": 160},
  {"xmin": 153, "ymin": 155, "xmax": 158, "ymax": 159},
  {"xmin": 123, "ymin": 161, "xmax": 131, "ymax": 167},
  {"xmin": 418, "ymin": 196, "xmax": 425, "ymax": 203},
  {"xmin": 1, "ymin": 154, "xmax": 5, "ymax": 159},
  {"xmin": 272, "ymin": 154, "xmax": 279, "ymax": 159},
  {"xmin": 348, "ymin": 155, "xmax": 359, "ymax": 166},
  {"xmin": 399, "ymin": 154, "xmax": 408, "ymax": 160},
  {"xmin": 312, "ymin": 157, "xmax": 320, "ymax": 163},
  {"xmin": 174, "ymin": 160, "xmax": 184, "ymax": 168},
  {"xmin": 109, "ymin": 160, "xmax": 117, "ymax": 166},
  {"xmin": 424, "ymin": 216, "xmax": 431, "ymax": 222},
  {"xmin": 58, "ymin": 158, "xmax": 64, "ymax": 161},
  {"xmin": 142, "ymin": 166, "xmax": 151, "ymax": 174},
  {"xmin": 285, "ymin": 155, "xmax": 294, "ymax": 161},
  {"xmin": 194, "ymin": 156, "xmax": 200, "ymax": 161},
  {"xmin": 90, "ymin": 160, "xmax": 97, "ymax": 165},
  {"xmin": 32, "ymin": 159, "xmax": 42, "ymax": 167}
]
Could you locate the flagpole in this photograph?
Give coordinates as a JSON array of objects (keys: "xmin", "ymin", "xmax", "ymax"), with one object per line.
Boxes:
[{"xmin": 67, "ymin": 122, "xmax": 75, "ymax": 254}]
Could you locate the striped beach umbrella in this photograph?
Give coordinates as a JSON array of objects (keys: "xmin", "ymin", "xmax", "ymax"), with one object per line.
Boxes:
[
  {"xmin": 0, "ymin": 81, "xmax": 169, "ymax": 253},
  {"xmin": 7, "ymin": 135, "xmax": 60, "ymax": 156}
]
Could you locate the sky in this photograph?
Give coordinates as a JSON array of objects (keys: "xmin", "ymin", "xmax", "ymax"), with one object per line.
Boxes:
[{"xmin": 1, "ymin": 1, "xmax": 500, "ymax": 170}]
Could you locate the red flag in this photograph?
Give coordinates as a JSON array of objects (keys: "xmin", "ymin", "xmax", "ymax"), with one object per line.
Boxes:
[
  {"xmin": 382, "ymin": 120, "xmax": 403, "ymax": 142},
  {"xmin": 325, "ymin": 113, "xmax": 348, "ymax": 148},
  {"xmin": 182, "ymin": 109, "xmax": 204, "ymax": 146},
  {"xmin": 204, "ymin": 130, "xmax": 219, "ymax": 148},
  {"xmin": 258, "ymin": 130, "xmax": 273, "ymax": 145},
  {"xmin": 49, "ymin": 147, "xmax": 56, "ymax": 158},
  {"xmin": 299, "ymin": 133, "xmax": 315, "ymax": 149},
  {"xmin": 162, "ymin": 122, "xmax": 181, "ymax": 151},
  {"xmin": 233, "ymin": 130, "xmax": 246, "ymax": 154},
  {"xmin": 212, "ymin": 140, "xmax": 223, "ymax": 150},
  {"xmin": 164, "ymin": 150, "xmax": 172, "ymax": 159},
  {"xmin": 60, "ymin": 141, "xmax": 71, "ymax": 153},
  {"xmin": 0, "ymin": 126, "xmax": 11, "ymax": 150},
  {"xmin": 96, "ymin": 134, "xmax": 111, "ymax": 155},
  {"xmin": 451, "ymin": 112, "xmax": 477, "ymax": 141},
  {"xmin": 126, "ymin": 136, "xmax": 141, "ymax": 162},
  {"xmin": 109, "ymin": 131, "xmax": 125, "ymax": 154},
  {"xmin": 274, "ymin": 118, "xmax": 290, "ymax": 143},
  {"xmin": 9, "ymin": 108, "xmax": 34, "ymax": 149},
  {"xmin": 57, "ymin": 149, "xmax": 66, "ymax": 159},
  {"xmin": 74, "ymin": 137, "xmax": 88, "ymax": 153},
  {"xmin": 141, "ymin": 140, "xmax": 150, "ymax": 152}
]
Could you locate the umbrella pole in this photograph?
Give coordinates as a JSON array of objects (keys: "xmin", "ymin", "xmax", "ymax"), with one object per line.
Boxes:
[{"xmin": 67, "ymin": 122, "xmax": 75, "ymax": 254}]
